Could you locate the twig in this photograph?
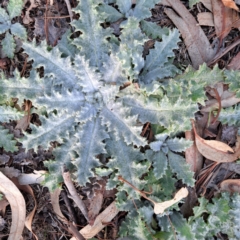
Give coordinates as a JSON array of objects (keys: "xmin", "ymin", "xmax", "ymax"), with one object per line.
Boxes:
[
  {"xmin": 62, "ymin": 170, "xmax": 89, "ymax": 222},
  {"xmin": 208, "ymin": 37, "xmax": 240, "ymax": 66},
  {"xmin": 61, "ymin": 190, "xmax": 78, "ymax": 226},
  {"xmin": 64, "ymin": 0, "xmax": 73, "ymax": 22},
  {"xmin": 44, "ymin": 0, "xmax": 49, "ymax": 44}
]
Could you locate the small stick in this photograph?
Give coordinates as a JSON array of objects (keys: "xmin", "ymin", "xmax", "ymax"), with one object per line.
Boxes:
[
  {"xmin": 62, "ymin": 169, "xmax": 89, "ymax": 222},
  {"xmin": 64, "ymin": 0, "xmax": 73, "ymax": 22},
  {"xmin": 61, "ymin": 190, "xmax": 78, "ymax": 226}
]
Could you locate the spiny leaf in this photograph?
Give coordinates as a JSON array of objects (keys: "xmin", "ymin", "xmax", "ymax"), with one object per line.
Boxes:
[
  {"xmin": 7, "ymin": 0, "xmax": 23, "ymax": 19},
  {"xmin": 73, "ymin": 118, "xmax": 109, "ymax": 185},
  {"xmin": 71, "ymin": 0, "xmax": 111, "ymax": 68},
  {"xmin": 2, "ymin": 32, "xmax": 15, "ymax": 59},
  {"xmin": 141, "ymin": 20, "xmax": 169, "ymax": 39},
  {"xmin": 224, "ymin": 69, "xmax": 240, "ymax": 98},
  {"xmin": 10, "ymin": 23, "xmax": 26, "ymax": 39},
  {"xmin": 219, "ymin": 105, "xmax": 240, "ymax": 126},
  {"xmin": 116, "ymin": 0, "xmax": 132, "ymax": 15},
  {"xmin": 146, "ymin": 149, "xmax": 168, "ymax": 179},
  {"xmin": 139, "ymin": 29, "xmax": 180, "ymax": 84},
  {"xmin": 74, "ymin": 55, "xmax": 103, "ymax": 94},
  {"xmin": 175, "ymin": 63, "xmax": 225, "ymax": 87},
  {"xmin": 168, "ymin": 151, "xmax": 195, "ymax": 187},
  {"xmin": 167, "ymin": 137, "xmax": 193, "ymax": 152},
  {"xmin": 122, "ymin": 94, "xmax": 197, "ymax": 132},
  {"xmin": 170, "ymin": 211, "xmax": 195, "ymax": 240},
  {"xmin": 23, "ymin": 40, "xmax": 77, "ymax": 88},
  {"xmin": 131, "ymin": 0, "xmax": 160, "ymax": 20},
  {"xmin": 20, "ymin": 113, "xmax": 76, "ymax": 152},
  {"xmin": 0, "ymin": 105, "xmax": 23, "ymax": 122},
  {"xmin": 117, "ymin": 17, "xmax": 146, "ymax": 80},
  {"xmin": 37, "ymin": 88, "xmax": 85, "ymax": 114},
  {"xmin": 97, "ymin": 4, "xmax": 123, "ymax": 22},
  {"xmin": 0, "ymin": 8, "xmax": 9, "ymax": 22},
  {"xmin": 101, "ymin": 102, "xmax": 146, "ymax": 147},
  {"xmin": 106, "ymin": 133, "xmax": 147, "ymax": 197},
  {"xmin": 0, "ymin": 70, "xmax": 46, "ymax": 104},
  {"xmin": 0, "ymin": 126, "xmax": 17, "ymax": 152}
]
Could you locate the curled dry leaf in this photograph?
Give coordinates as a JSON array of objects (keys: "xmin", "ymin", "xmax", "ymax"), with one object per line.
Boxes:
[
  {"xmin": 185, "ymin": 130, "xmax": 203, "ymax": 174},
  {"xmin": 197, "ymin": 12, "xmax": 215, "ymax": 26},
  {"xmin": 192, "ymin": 120, "xmax": 240, "ymax": 162},
  {"xmin": 220, "ymin": 179, "xmax": 240, "ymax": 193},
  {"xmin": 227, "ymin": 52, "xmax": 240, "ymax": 70},
  {"xmin": 0, "ymin": 172, "xmax": 26, "ymax": 240},
  {"xmin": 18, "ymin": 170, "xmax": 46, "ymax": 185},
  {"xmin": 50, "ymin": 188, "xmax": 85, "ymax": 240},
  {"xmin": 163, "ymin": 0, "xmax": 215, "ymax": 68},
  {"xmin": 222, "ymin": 0, "xmax": 239, "ymax": 10},
  {"xmin": 201, "ymin": 89, "xmax": 240, "ymax": 112},
  {"xmin": 154, "ymin": 187, "xmax": 189, "ymax": 214},
  {"xmin": 70, "ymin": 201, "xmax": 119, "ymax": 240},
  {"xmin": 212, "ymin": 0, "xmax": 237, "ymax": 41}
]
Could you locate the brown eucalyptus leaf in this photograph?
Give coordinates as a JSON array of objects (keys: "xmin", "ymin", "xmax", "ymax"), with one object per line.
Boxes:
[
  {"xmin": 70, "ymin": 201, "xmax": 119, "ymax": 240},
  {"xmin": 227, "ymin": 52, "xmax": 240, "ymax": 70},
  {"xmin": 88, "ymin": 192, "xmax": 104, "ymax": 226},
  {"xmin": 154, "ymin": 188, "xmax": 189, "ymax": 214},
  {"xmin": 201, "ymin": 0, "xmax": 213, "ymax": 11},
  {"xmin": 15, "ymin": 115, "xmax": 32, "ymax": 131},
  {"xmin": 221, "ymin": 0, "xmax": 239, "ymax": 10},
  {"xmin": 212, "ymin": 0, "xmax": 237, "ymax": 40},
  {"xmin": 220, "ymin": 179, "xmax": 240, "ymax": 193},
  {"xmin": 192, "ymin": 120, "xmax": 240, "ymax": 162},
  {"xmin": 164, "ymin": 0, "xmax": 215, "ymax": 69},
  {"xmin": 201, "ymin": 90, "xmax": 240, "ymax": 112},
  {"xmin": 197, "ymin": 12, "xmax": 215, "ymax": 26},
  {"xmin": 185, "ymin": 130, "xmax": 203, "ymax": 174},
  {"xmin": 0, "ymin": 172, "xmax": 26, "ymax": 240}
]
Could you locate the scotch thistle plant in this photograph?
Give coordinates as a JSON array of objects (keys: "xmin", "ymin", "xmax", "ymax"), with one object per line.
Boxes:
[{"xmin": 1, "ymin": 0, "xmax": 240, "ymax": 239}]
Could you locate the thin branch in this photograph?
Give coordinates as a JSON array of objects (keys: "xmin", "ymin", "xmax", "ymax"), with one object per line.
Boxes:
[{"xmin": 62, "ymin": 170, "xmax": 89, "ymax": 222}]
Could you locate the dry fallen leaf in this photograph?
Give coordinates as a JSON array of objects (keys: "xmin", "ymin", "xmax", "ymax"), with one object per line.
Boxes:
[
  {"xmin": 163, "ymin": 0, "xmax": 215, "ymax": 69},
  {"xmin": 11, "ymin": 178, "xmax": 38, "ymax": 240},
  {"xmin": 50, "ymin": 188, "xmax": 66, "ymax": 221},
  {"xmin": 70, "ymin": 201, "xmax": 119, "ymax": 240},
  {"xmin": 88, "ymin": 191, "xmax": 104, "ymax": 226},
  {"xmin": 201, "ymin": 90, "xmax": 240, "ymax": 112},
  {"xmin": 154, "ymin": 187, "xmax": 189, "ymax": 214},
  {"xmin": 185, "ymin": 130, "xmax": 203, "ymax": 174},
  {"xmin": 227, "ymin": 52, "xmax": 240, "ymax": 70},
  {"xmin": 17, "ymin": 170, "xmax": 46, "ymax": 185},
  {"xmin": 201, "ymin": 0, "xmax": 213, "ymax": 11},
  {"xmin": 221, "ymin": 0, "xmax": 239, "ymax": 10},
  {"xmin": 197, "ymin": 12, "xmax": 215, "ymax": 26},
  {"xmin": 192, "ymin": 120, "xmax": 240, "ymax": 162},
  {"xmin": 0, "ymin": 172, "xmax": 26, "ymax": 240},
  {"xmin": 23, "ymin": 0, "xmax": 38, "ymax": 24},
  {"xmin": 15, "ymin": 115, "xmax": 32, "ymax": 131},
  {"xmin": 212, "ymin": 0, "xmax": 237, "ymax": 41},
  {"xmin": 220, "ymin": 179, "xmax": 240, "ymax": 193}
]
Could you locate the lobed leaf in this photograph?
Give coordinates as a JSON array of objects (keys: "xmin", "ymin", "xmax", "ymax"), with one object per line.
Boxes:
[
  {"xmin": 73, "ymin": 118, "xmax": 109, "ymax": 185},
  {"xmin": 2, "ymin": 32, "xmax": 15, "ymax": 59},
  {"xmin": 139, "ymin": 29, "xmax": 180, "ymax": 84},
  {"xmin": 20, "ymin": 113, "xmax": 76, "ymax": 152},
  {"xmin": 7, "ymin": 0, "xmax": 24, "ymax": 19},
  {"xmin": 168, "ymin": 151, "xmax": 195, "ymax": 186},
  {"xmin": 0, "ymin": 126, "xmax": 17, "ymax": 152},
  {"xmin": 0, "ymin": 105, "xmax": 23, "ymax": 122},
  {"xmin": 10, "ymin": 23, "xmax": 26, "ymax": 39},
  {"xmin": 141, "ymin": 20, "xmax": 169, "ymax": 39},
  {"xmin": 23, "ymin": 40, "xmax": 77, "ymax": 89}
]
